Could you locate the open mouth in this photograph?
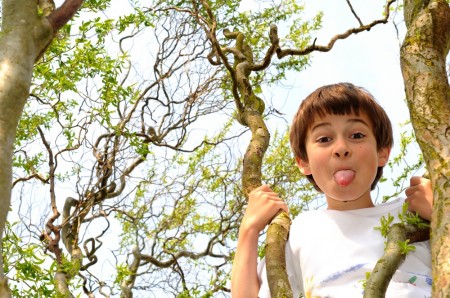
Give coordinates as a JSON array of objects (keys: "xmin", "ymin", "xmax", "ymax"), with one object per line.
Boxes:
[{"xmin": 334, "ymin": 169, "xmax": 355, "ymax": 186}]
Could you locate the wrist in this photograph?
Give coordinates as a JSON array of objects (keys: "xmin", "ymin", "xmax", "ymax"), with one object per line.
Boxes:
[{"xmin": 238, "ymin": 224, "xmax": 261, "ymax": 243}]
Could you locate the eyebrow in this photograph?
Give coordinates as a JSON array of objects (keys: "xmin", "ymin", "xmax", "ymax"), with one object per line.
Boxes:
[{"xmin": 310, "ymin": 118, "xmax": 370, "ymax": 133}]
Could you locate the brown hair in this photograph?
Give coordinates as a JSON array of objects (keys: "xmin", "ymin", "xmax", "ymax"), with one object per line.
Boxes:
[{"xmin": 289, "ymin": 83, "xmax": 393, "ymax": 192}]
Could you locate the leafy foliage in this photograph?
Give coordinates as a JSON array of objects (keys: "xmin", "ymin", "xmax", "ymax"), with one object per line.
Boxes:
[
  {"xmin": 4, "ymin": 0, "xmax": 422, "ymax": 296},
  {"xmin": 7, "ymin": 1, "xmax": 320, "ymax": 296},
  {"xmin": 2, "ymin": 222, "xmax": 56, "ymax": 297},
  {"xmin": 375, "ymin": 213, "xmax": 395, "ymax": 238},
  {"xmin": 379, "ymin": 121, "xmax": 425, "ymax": 203}
]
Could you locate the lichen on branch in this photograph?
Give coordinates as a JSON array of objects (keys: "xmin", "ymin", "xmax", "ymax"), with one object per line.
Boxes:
[{"xmin": 365, "ymin": 206, "xmax": 430, "ymax": 297}]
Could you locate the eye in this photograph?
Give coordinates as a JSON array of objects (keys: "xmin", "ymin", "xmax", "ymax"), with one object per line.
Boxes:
[
  {"xmin": 317, "ymin": 136, "xmax": 332, "ymax": 143},
  {"xmin": 351, "ymin": 132, "xmax": 365, "ymax": 139}
]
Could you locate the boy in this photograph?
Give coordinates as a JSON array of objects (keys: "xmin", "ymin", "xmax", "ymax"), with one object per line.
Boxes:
[{"xmin": 231, "ymin": 83, "xmax": 433, "ymax": 297}]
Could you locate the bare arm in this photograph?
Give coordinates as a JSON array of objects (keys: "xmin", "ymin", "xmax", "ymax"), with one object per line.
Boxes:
[
  {"xmin": 231, "ymin": 185, "xmax": 288, "ymax": 297},
  {"xmin": 231, "ymin": 225, "xmax": 261, "ymax": 297}
]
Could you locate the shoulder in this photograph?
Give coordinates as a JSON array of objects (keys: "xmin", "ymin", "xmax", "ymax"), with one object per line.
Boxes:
[
  {"xmin": 290, "ymin": 198, "xmax": 406, "ymax": 229},
  {"xmin": 289, "ymin": 209, "xmax": 345, "ymax": 240},
  {"xmin": 347, "ymin": 197, "xmax": 405, "ymax": 217},
  {"xmin": 290, "ymin": 209, "xmax": 328, "ymax": 227}
]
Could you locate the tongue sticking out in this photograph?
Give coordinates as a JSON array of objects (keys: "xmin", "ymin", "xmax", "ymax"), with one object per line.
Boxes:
[{"xmin": 334, "ymin": 170, "xmax": 355, "ymax": 187}]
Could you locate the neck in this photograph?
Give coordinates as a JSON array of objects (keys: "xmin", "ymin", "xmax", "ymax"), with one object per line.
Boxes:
[{"xmin": 326, "ymin": 191, "xmax": 375, "ymax": 211}]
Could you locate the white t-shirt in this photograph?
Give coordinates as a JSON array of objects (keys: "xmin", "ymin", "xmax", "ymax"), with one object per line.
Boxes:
[{"xmin": 257, "ymin": 198, "xmax": 431, "ymax": 298}]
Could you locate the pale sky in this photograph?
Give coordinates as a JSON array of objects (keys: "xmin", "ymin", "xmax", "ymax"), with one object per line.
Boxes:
[
  {"xmin": 49, "ymin": 1, "xmax": 420, "ymax": 212},
  {"xmin": 239, "ymin": 0, "xmax": 409, "ymax": 130},
  {"xmin": 21, "ymin": 1, "xmax": 423, "ymax": 296}
]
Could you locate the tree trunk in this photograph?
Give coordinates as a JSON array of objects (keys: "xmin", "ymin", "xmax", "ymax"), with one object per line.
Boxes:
[
  {"xmin": 0, "ymin": 1, "xmax": 83, "ymax": 296},
  {"xmin": 0, "ymin": 1, "xmax": 53, "ymax": 295},
  {"xmin": 400, "ymin": 0, "xmax": 450, "ymax": 295}
]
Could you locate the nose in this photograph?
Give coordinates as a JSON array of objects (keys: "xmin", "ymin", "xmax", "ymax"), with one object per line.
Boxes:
[{"xmin": 333, "ymin": 139, "xmax": 351, "ymax": 158}]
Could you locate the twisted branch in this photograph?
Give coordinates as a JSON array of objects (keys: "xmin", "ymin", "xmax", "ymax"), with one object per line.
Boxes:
[{"xmin": 276, "ymin": 0, "xmax": 396, "ymax": 58}]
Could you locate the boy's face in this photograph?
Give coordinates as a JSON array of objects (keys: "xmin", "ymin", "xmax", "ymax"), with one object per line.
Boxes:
[{"xmin": 296, "ymin": 112, "xmax": 390, "ymax": 207}]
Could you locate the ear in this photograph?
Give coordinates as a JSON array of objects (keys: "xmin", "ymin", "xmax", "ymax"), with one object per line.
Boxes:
[
  {"xmin": 296, "ymin": 157, "xmax": 312, "ymax": 175},
  {"xmin": 377, "ymin": 147, "xmax": 391, "ymax": 167}
]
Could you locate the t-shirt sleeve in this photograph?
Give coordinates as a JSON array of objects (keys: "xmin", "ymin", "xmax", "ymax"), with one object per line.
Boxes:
[
  {"xmin": 257, "ymin": 250, "xmax": 301, "ymax": 298},
  {"xmin": 257, "ymin": 258, "xmax": 271, "ymax": 298}
]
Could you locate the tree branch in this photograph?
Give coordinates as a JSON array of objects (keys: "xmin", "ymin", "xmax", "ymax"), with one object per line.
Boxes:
[
  {"xmin": 48, "ymin": 0, "xmax": 84, "ymax": 32},
  {"xmin": 252, "ymin": 25, "xmax": 280, "ymax": 72},
  {"xmin": 345, "ymin": 0, "xmax": 364, "ymax": 26},
  {"xmin": 276, "ymin": 0, "xmax": 396, "ymax": 58},
  {"xmin": 38, "ymin": 0, "xmax": 56, "ymax": 17},
  {"xmin": 364, "ymin": 223, "xmax": 430, "ymax": 297}
]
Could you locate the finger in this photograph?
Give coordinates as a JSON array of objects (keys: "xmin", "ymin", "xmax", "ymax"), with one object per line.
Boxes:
[
  {"xmin": 256, "ymin": 189, "xmax": 278, "ymax": 199},
  {"xmin": 272, "ymin": 201, "xmax": 289, "ymax": 214},
  {"xmin": 405, "ymin": 176, "xmax": 428, "ymax": 196},
  {"xmin": 258, "ymin": 184, "xmax": 273, "ymax": 192},
  {"xmin": 409, "ymin": 176, "xmax": 423, "ymax": 187},
  {"xmin": 255, "ymin": 185, "xmax": 280, "ymax": 198},
  {"xmin": 404, "ymin": 198, "xmax": 416, "ymax": 213},
  {"xmin": 249, "ymin": 185, "xmax": 272, "ymax": 197},
  {"xmin": 410, "ymin": 176, "xmax": 430, "ymax": 187},
  {"xmin": 405, "ymin": 181, "xmax": 421, "ymax": 196},
  {"xmin": 405, "ymin": 185, "xmax": 416, "ymax": 197}
]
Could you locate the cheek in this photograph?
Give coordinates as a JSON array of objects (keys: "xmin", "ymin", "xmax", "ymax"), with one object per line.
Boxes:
[
  {"xmin": 308, "ymin": 151, "xmax": 329, "ymax": 172},
  {"xmin": 359, "ymin": 146, "xmax": 379, "ymax": 165}
]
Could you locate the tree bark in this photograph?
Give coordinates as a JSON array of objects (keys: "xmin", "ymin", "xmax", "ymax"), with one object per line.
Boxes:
[
  {"xmin": 240, "ymin": 107, "xmax": 293, "ymax": 298},
  {"xmin": 226, "ymin": 28, "xmax": 293, "ymax": 297},
  {"xmin": 0, "ymin": 2, "xmax": 52, "ymax": 295},
  {"xmin": 0, "ymin": 1, "xmax": 83, "ymax": 296},
  {"xmin": 364, "ymin": 223, "xmax": 430, "ymax": 297},
  {"xmin": 400, "ymin": 0, "xmax": 450, "ymax": 295}
]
